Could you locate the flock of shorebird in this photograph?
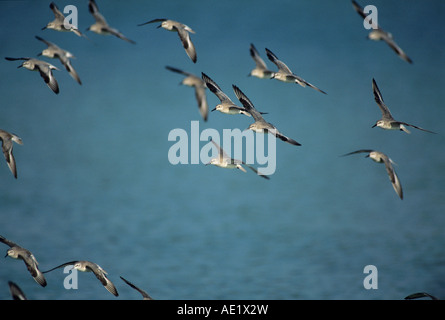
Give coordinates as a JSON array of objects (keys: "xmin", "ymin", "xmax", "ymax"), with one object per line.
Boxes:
[{"xmin": 0, "ymin": 0, "xmax": 439, "ymax": 300}]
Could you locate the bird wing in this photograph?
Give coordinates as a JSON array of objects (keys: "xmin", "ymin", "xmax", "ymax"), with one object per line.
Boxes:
[
  {"xmin": 22, "ymin": 253, "xmax": 47, "ymax": 287},
  {"xmin": 165, "ymin": 65, "xmax": 192, "ymax": 77},
  {"xmin": 120, "ymin": 276, "xmax": 153, "ymax": 300},
  {"xmin": 36, "ymin": 65, "xmax": 59, "ymax": 94},
  {"xmin": 88, "ymin": 0, "xmax": 107, "ymax": 24},
  {"xmin": 381, "ymin": 155, "xmax": 403, "ymax": 199},
  {"xmin": 351, "ymin": 0, "xmax": 379, "ymax": 29},
  {"xmin": 175, "ymin": 26, "xmax": 197, "ymax": 63},
  {"xmin": 210, "ymin": 139, "xmax": 229, "ymax": 162},
  {"xmin": 250, "ymin": 43, "xmax": 268, "ymax": 70},
  {"xmin": 341, "ymin": 149, "xmax": 374, "ymax": 157},
  {"xmin": 0, "ymin": 235, "xmax": 19, "ymax": 248},
  {"xmin": 137, "ymin": 18, "xmax": 167, "ymax": 26},
  {"xmin": 42, "ymin": 261, "xmax": 78, "ymax": 273},
  {"xmin": 265, "ymin": 48, "xmax": 293, "ymax": 74},
  {"xmin": 372, "ymin": 78, "xmax": 393, "ymax": 120},
  {"xmin": 49, "ymin": 2, "xmax": 65, "ymax": 21},
  {"xmin": 8, "ymin": 281, "xmax": 27, "ymax": 300},
  {"xmin": 201, "ymin": 73, "xmax": 234, "ymax": 103},
  {"xmin": 195, "ymin": 85, "xmax": 209, "ymax": 122},
  {"xmin": 89, "ymin": 265, "xmax": 119, "ymax": 296},
  {"xmin": 381, "ymin": 35, "xmax": 413, "ymax": 64},
  {"xmin": 232, "ymin": 85, "xmax": 263, "ymax": 121}
]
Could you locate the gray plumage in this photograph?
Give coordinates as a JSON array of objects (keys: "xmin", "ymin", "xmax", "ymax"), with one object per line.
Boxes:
[
  {"xmin": 42, "ymin": 2, "xmax": 85, "ymax": 37},
  {"xmin": 342, "ymin": 149, "xmax": 403, "ymax": 200},
  {"xmin": 249, "ymin": 43, "xmax": 274, "ymax": 79},
  {"xmin": 87, "ymin": 0, "xmax": 136, "ymax": 44},
  {"xmin": 352, "ymin": 0, "xmax": 413, "ymax": 64},
  {"xmin": 371, "ymin": 78, "xmax": 436, "ymax": 134},
  {"xmin": 0, "ymin": 129, "xmax": 23, "ymax": 179},
  {"xmin": 232, "ymin": 84, "xmax": 301, "ymax": 146},
  {"xmin": 206, "ymin": 139, "xmax": 270, "ymax": 180},
  {"xmin": 138, "ymin": 18, "xmax": 197, "ymax": 63},
  {"xmin": 0, "ymin": 235, "xmax": 47, "ymax": 287},
  {"xmin": 5, "ymin": 57, "xmax": 60, "ymax": 94},
  {"xmin": 43, "ymin": 260, "xmax": 118, "ymax": 296},
  {"xmin": 201, "ymin": 72, "xmax": 251, "ymax": 117},
  {"xmin": 166, "ymin": 66, "xmax": 209, "ymax": 121},
  {"xmin": 36, "ymin": 35, "xmax": 81, "ymax": 85},
  {"xmin": 265, "ymin": 48, "xmax": 326, "ymax": 94}
]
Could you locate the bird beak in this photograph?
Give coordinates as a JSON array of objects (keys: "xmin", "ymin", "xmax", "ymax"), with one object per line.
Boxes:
[
  {"xmin": 37, "ymin": 52, "xmax": 42, "ymax": 56},
  {"xmin": 41, "ymin": 26, "xmax": 47, "ymax": 30},
  {"xmin": 157, "ymin": 24, "xmax": 162, "ymax": 29},
  {"xmin": 17, "ymin": 65, "xmax": 23, "ymax": 68},
  {"xmin": 211, "ymin": 107, "xmax": 216, "ymax": 112},
  {"xmin": 371, "ymin": 124, "xmax": 377, "ymax": 128}
]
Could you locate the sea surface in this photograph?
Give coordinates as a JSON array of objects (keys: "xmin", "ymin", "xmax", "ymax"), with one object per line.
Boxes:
[{"xmin": 0, "ymin": 0, "xmax": 444, "ymax": 300}]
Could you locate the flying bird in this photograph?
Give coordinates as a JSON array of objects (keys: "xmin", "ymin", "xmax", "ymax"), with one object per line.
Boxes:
[
  {"xmin": 165, "ymin": 66, "xmax": 209, "ymax": 121},
  {"xmin": 265, "ymin": 48, "xmax": 327, "ymax": 94},
  {"xmin": 248, "ymin": 43, "xmax": 274, "ymax": 79},
  {"xmin": 371, "ymin": 78, "xmax": 436, "ymax": 134},
  {"xmin": 232, "ymin": 84, "xmax": 301, "ymax": 146},
  {"xmin": 0, "ymin": 235, "xmax": 47, "ymax": 287},
  {"xmin": 342, "ymin": 149, "xmax": 403, "ymax": 200},
  {"xmin": 5, "ymin": 57, "xmax": 60, "ymax": 94},
  {"xmin": 35, "ymin": 35, "xmax": 81, "ymax": 85},
  {"xmin": 87, "ymin": 0, "xmax": 136, "ymax": 44},
  {"xmin": 201, "ymin": 72, "xmax": 252, "ymax": 117},
  {"xmin": 0, "ymin": 129, "xmax": 23, "ymax": 179},
  {"xmin": 42, "ymin": 2, "xmax": 85, "ymax": 37},
  {"xmin": 351, "ymin": 0, "xmax": 413, "ymax": 64},
  {"xmin": 43, "ymin": 260, "xmax": 118, "ymax": 297},
  {"xmin": 138, "ymin": 18, "xmax": 197, "ymax": 63},
  {"xmin": 206, "ymin": 139, "xmax": 270, "ymax": 180}
]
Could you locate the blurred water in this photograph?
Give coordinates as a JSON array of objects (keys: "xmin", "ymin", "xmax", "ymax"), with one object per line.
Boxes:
[{"xmin": 0, "ymin": 0, "xmax": 444, "ymax": 300}]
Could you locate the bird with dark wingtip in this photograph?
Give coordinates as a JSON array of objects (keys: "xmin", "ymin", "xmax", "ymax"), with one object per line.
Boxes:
[
  {"xmin": 371, "ymin": 78, "xmax": 436, "ymax": 134},
  {"xmin": 232, "ymin": 84, "xmax": 302, "ymax": 146},
  {"xmin": 138, "ymin": 18, "xmax": 197, "ymax": 63},
  {"xmin": 0, "ymin": 235, "xmax": 47, "ymax": 287}
]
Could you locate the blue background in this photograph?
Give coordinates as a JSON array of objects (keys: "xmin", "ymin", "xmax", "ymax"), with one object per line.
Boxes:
[{"xmin": 0, "ymin": 0, "xmax": 444, "ymax": 300}]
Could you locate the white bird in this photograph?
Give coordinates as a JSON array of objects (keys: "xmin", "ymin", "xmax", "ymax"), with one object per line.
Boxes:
[
  {"xmin": 232, "ymin": 84, "xmax": 301, "ymax": 146},
  {"xmin": 0, "ymin": 235, "xmax": 47, "ymax": 287},
  {"xmin": 201, "ymin": 72, "xmax": 252, "ymax": 117},
  {"xmin": 265, "ymin": 48, "xmax": 327, "ymax": 94},
  {"xmin": 5, "ymin": 57, "xmax": 60, "ymax": 94},
  {"xmin": 43, "ymin": 260, "xmax": 119, "ymax": 297},
  {"xmin": 342, "ymin": 149, "xmax": 403, "ymax": 200},
  {"xmin": 42, "ymin": 2, "xmax": 85, "ymax": 38},
  {"xmin": 0, "ymin": 129, "xmax": 23, "ymax": 179},
  {"xmin": 248, "ymin": 43, "xmax": 274, "ymax": 79},
  {"xmin": 35, "ymin": 35, "xmax": 82, "ymax": 85},
  {"xmin": 87, "ymin": 0, "xmax": 136, "ymax": 44},
  {"xmin": 371, "ymin": 78, "xmax": 436, "ymax": 134},
  {"xmin": 206, "ymin": 139, "xmax": 270, "ymax": 180},
  {"xmin": 352, "ymin": 0, "xmax": 413, "ymax": 64},
  {"xmin": 165, "ymin": 66, "xmax": 209, "ymax": 121},
  {"xmin": 138, "ymin": 18, "xmax": 197, "ymax": 63}
]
